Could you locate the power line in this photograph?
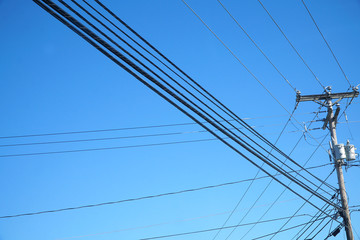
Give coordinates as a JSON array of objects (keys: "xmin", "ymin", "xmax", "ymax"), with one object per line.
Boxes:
[
  {"xmin": 0, "ymin": 113, "xmax": 317, "ymax": 140},
  {"xmin": 89, "ymin": 0, "xmax": 337, "ymax": 205},
  {"xmin": 238, "ymin": 106, "xmax": 329, "ymax": 239},
  {"xmin": 268, "ymin": 168, "xmax": 337, "ymax": 240},
  {"xmin": 214, "ymin": 104, "xmax": 299, "ymax": 240},
  {"xmin": 0, "ymin": 138, "xmax": 220, "ymax": 158},
  {"xmin": 241, "ymin": 143, "xmax": 335, "ymax": 239},
  {"xmin": 0, "ymin": 163, "xmax": 330, "ymax": 219},
  {"xmin": 139, "ymin": 214, "xmax": 315, "ymax": 240},
  {"xmin": 304, "ymin": 210, "xmax": 335, "ymax": 240},
  {"xmin": 0, "ymin": 122, "xmax": 289, "ymax": 148},
  {"xmin": 181, "ymin": 0, "xmax": 331, "ymax": 165},
  {"xmin": 35, "ymin": 0, "xmax": 339, "ymax": 214},
  {"xmin": 181, "ymin": 0, "xmax": 292, "ymax": 115},
  {"xmin": 292, "ymin": 195, "xmax": 338, "ymax": 240},
  {"xmin": 217, "ymin": 0, "xmax": 297, "ymax": 92},
  {"xmin": 301, "ymin": 0, "xmax": 352, "ymax": 87},
  {"xmin": 64, "ymin": 0, "xmax": 330, "ymax": 198},
  {"xmin": 257, "ymin": 0, "xmax": 326, "ymax": 90},
  {"xmin": 252, "ymin": 216, "xmax": 331, "ymax": 240}
]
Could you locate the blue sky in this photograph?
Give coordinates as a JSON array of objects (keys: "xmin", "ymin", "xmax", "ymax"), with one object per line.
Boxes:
[{"xmin": 0, "ymin": 0, "xmax": 360, "ymax": 239}]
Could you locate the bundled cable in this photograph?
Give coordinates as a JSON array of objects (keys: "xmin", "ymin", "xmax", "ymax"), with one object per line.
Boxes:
[{"xmin": 33, "ymin": 0, "xmax": 339, "ymax": 214}]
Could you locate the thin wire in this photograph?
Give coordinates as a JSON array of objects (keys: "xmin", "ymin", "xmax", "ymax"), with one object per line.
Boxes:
[
  {"xmin": 0, "ymin": 163, "xmax": 330, "ymax": 219},
  {"xmin": 139, "ymin": 215, "xmax": 316, "ymax": 240},
  {"xmin": 0, "ymin": 113, "xmax": 315, "ymax": 140},
  {"xmin": 268, "ymin": 169, "xmax": 337, "ymax": 240},
  {"xmin": 0, "ymin": 123, "xmax": 285, "ymax": 148},
  {"xmin": 181, "ymin": 0, "xmax": 331, "ymax": 158},
  {"xmin": 257, "ymin": 0, "xmax": 326, "ymax": 90},
  {"xmin": 308, "ymin": 217, "xmax": 334, "ymax": 240},
  {"xmin": 55, "ymin": 211, "xmax": 241, "ymax": 240},
  {"xmin": 41, "ymin": 0, "xmax": 331, "ymax": 203},
  {"xmin": 37, "ymin": 0, "xmax": 339, "ymax": 212},
  {"xmin": 239, "ymin": 107, "xmax": 330, "ymax": 239},
  {"xmin": 219, "ymin": 105, "xmax": 298, "ymax": 240},
  {"xmin": 295, "ymin": 198, "xmax": 337, "ymax": 240},
  {"xmin": 344, "ymin": 111, "xmax": 355, "ymax": 140},
  {"xmin": 65, "ymin": 0, "xmax": 329, "ymax": 196},
  {"xmin": 328, "ymin": 215, "xmax": 334, "ymax": 239},
  {"xmin": 181, "ymin": 0, "xmax": 291, "ymax": 114},
  {"xmin": 262, "ymin": 96, "xmax": 357, "ymax": 239},
  {"xmin": 301, "ymin": 0, "xmax": 352, "ymax": 87},
  {"xmin": 181, "ymin": 0, "xmax": 336, "ymax": 195},
  {"xmin": 217, "ymin": 0, "xmax": 296, "ymax": 92},
  {"xmin": 0, "ymin": 138, "xmax": 220, "ymax": 158},
  {"xmin": 90, "ymin": 0, "xmax": 340, "ymax": 202}
]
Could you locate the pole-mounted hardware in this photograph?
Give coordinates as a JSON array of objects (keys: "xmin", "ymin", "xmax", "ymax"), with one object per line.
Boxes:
[{"xmin": 296, "ymin": 86, "xmax": 359, "ymax": 240}]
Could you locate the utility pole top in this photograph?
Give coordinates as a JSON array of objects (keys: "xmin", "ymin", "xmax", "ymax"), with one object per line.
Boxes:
[
  {"xmin": 296, "ymin": 87, "xmax": 359, "ymax": 240},
  {"xmin": 296, "ymin": 87, "xmax": 359, "ymax": 103}
]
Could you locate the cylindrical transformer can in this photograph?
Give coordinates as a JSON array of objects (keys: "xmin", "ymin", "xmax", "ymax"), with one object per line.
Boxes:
[
  {"xmin": 334, "ymin": 144, "xmax": 346, "ymax": 160},
  {"xmin": 345, "ymin": 141, "xmax": 356, "ymax": 161}
]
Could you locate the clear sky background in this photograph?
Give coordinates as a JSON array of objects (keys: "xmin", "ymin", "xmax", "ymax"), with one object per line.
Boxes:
[{"xmin": 0, "ymin": 0, "xmax": 360, "ymax": 239}]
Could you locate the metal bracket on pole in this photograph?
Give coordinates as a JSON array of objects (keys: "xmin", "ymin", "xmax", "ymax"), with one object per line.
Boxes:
[
  {"xmin": 296, "ymin": 88, "xmax": 359, "ymax": 240},
  {"xmin": 322, "ymin": 109, "xmax": 332, "ymax": 130},
  {"xmin": 333, "ymin": 106, "xmax": 340, "ymax": 126}
]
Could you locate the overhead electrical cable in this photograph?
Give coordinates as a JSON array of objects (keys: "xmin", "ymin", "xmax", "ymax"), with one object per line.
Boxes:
[
  {"xmin": 217, "ymin": 0, "xmax": 296, "ymax": 92},
  {"xmin": 241, "ymin": 149, "xmax": 335, "ymax": 239},
  {"xmin": 181, "ymin": 0, "xmax": 291, "ymax": 113},
  {"xmin": 301, "ymin": 0, "xmax": 352, "ymax": 88},
  {"xmin": 180, "ymin": 0, "xmax": 336, "ymax": 195},
  {"xmin": 292, "ymin": 194, "xmax": 338, "ymax": 239},
  {"xmin": 181, "ymin": 0, "xmax": 331, "ymax": 158},
  {"xmin": 0, "ymin": 123, "xmax": 286, "ymax": 148},
  {"xmin": 141, "ymin": 216, "xmax": 329, "ymax": 240},
  {"xmin": 270, "ymin": 97, "xmax": 357, "ymax": 239},
  {"xmin": 34, "ymin": 0, "xmax": 339, "ymax": 213},
  {"xmin": 32, "ymin": 0, "xmax": 337, "ymax": 204},
  {"xmin": 229, "ymin": 107, "xmax": 331, "ymax": 240},
  {"xmin": 257, "ymin": 0, "xmax": 326, "ymax": 90},
  {"xmin": 0, "ymin": 112, "xmax": 317, "ymax": 140},
  {"xmin": 0, "ymin": 138, "xmax": 222, "ymax": 158},
  {"xmin": 303, "ymin": 210, "xmax": 336, "ymax": 240},
  {"xmin": 212, "ymin": 104, "xmax": 298, "ymax": 240},
  {"xmin": 62, "ymin": 0, "xmax": 325, "ymax": 195},
  {"xmin": 252, "ymin": 216, "xmax": 332, "ymax": 240},
  {"xmin": 93, "ymin": 0, "xmax": 338, "ymax": 196},
  {"xmin": 0, "ymin": 163, "xmax": 330, "ymax": 219},
  {"xmin": 90, "ymin": 0, "xmax": 324, "ymax": 191},
  {"xmin": 57, "ymin": 0, "xmax": 336, "ymax": 207},
  {"xmin": 268, "ymin": 169, "xmax": 337, "ymax": 240},
  {"xmin": 309, "ymin": 217, "xmax": 336, "ymax": 239}
]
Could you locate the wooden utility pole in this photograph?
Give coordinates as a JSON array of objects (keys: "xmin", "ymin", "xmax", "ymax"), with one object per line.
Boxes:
[{"xmin": 297, "ymin": 87, "xmax": 358, "ymax": 240}]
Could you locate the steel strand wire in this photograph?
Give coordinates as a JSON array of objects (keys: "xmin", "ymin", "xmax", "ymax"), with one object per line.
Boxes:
[
  {"xmin": 59, "ymin": 1, "xmax": 336, "ymax": 201},
  {"xmin": 225, "ymin": 107, "xmax": 325, "ymax": 240},
  {"xmin": 217, "ymin": 0, "xmax": 297, "ymax": 92},
  {"xmin": 0, "ymin": 163, "xmax": 331, "ymax": 219},
  {"xmin": 265, "ymin": 101, "xmax": 356, "ymax": 239},
  {"xmin": 301, "ymin": 0, "xmax": 352, "ymax": 88},
  {"xmin": 94, "ymin": 0, "xmax": 337, "ymax": 194},
  {"xmin": 60, "ymin": 0, "xmax": 335, "ymax": 197},
  {"xmin": 239, "ymin": 107, "xmax": 329, "ymax": 239},
  {"xmin": 180, "ymin": 0, "xmax": 336, "ymax": 192},
  {"xmin": 91, "ymin": 0, "xmax": 304, "ymax": 176},
  {"xmin": 212, "ymin": 105, "xmax": 297, "ymax": 240},
  {"xmin": 267, "ymin": 169, "xmax": 337, "ymax": 240},
  {"xmin": 35, "ymin": 0, "xmax": 338, "ymax": 212},
  {"xmin": 257, "ymin": 0, "xmax": 326, "ymax": 90},
  {"xmin": 293, "ymin": 195, "xmax": 338, "ymax": 240}
]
